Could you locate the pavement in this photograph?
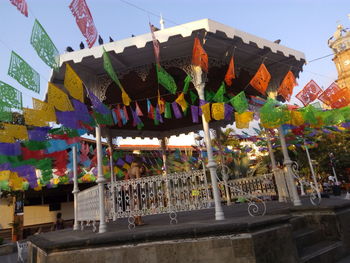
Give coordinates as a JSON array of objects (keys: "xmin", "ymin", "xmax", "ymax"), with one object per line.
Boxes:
[{"xmin": 0, "ymin": 252, "xmax": 17, "ymax": 263}]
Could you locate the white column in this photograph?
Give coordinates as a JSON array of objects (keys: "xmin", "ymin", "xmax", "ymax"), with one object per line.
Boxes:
[
  {"xmin": 193, "ymin": 66, "xmax": 225, "ymax": 220},
  {"xmin": 304, "ymin": 139, "xmax": 320, "ymax": 197},
  {"xmin": 278, "ymin": 127, "xmax": 302, "ymax": 206},
  {"xmin": 72, "ymin": 145, "xmax": 80, "ymax": 230},
  {"xmin": 96, "ymin": 125, "xmax": 107, "ymax": 233},
  {"xmin": 107, "ymin": 134, "xmax": 116, "ymax": 221},
  {"xmin": 160, "ymin": 138, "xmax": 168, "ymax": 175},
  {"xmin": 266, "ymin": 130, "xmax": 288, "ymax": 202}
]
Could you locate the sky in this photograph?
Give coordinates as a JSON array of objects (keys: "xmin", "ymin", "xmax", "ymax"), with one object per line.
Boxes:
[{"xmin": 0, "ymin": 0, "xmax": 349, "ymax": 144}]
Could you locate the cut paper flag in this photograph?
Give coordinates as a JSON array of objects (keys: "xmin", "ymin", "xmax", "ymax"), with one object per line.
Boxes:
[
  {"xmin": 318, "ymin": 82, "xmax": 341, "ymax": 106},
  {"xmin": 32, "ymin": 98, "xmax": 56, "ymax": 121},
  {"xmin": 200, "ymin": 103, "xmax": 211, "ymax": 122},
  {"xmin": 121, "ymin": 87, "xmax": 131, "ymax": 106},
  {"xmin": 69, "ymin": 0, "xmax": 98, "ymax": 48},
  {"xmin": 330, "ymin": 88, "xmax": 350, "ymax": 109},
  {"xmin": 135, "ymin": 102, "xmax": 143, "ymax": 116},
  {"xmin": 192, "ymin": 37, "xmax": 208, "ymax": 72},
  {"xmin": 149, "ymin": 23, "xmax": 160, "ymax": 65},
  {"xmin": 211, "ymin": 103, "xmax": 225, "ymax": 120},
  {"xmin": 278, "ymin": 71, "xmax": 297, "ymax": 102},
  {"xmin": 296, "ymin": 80, "xmax": 322, "ymax": 106},
  {"xmin": 249, "ymin": 63, "xmax": 271, "ymax": 95},
  {"xmin": 235, "ymin": 112, "xmax": 254, "ymax": 129},
  {"xmin": 157, "ymin": 89, "xmax": 165, "ymax": 114},
  {"xmin": 10, "ymin": 0, "xmax": 28, "ymax": 17},
  {"xmin": 64, "ymin": 64, "xmax": 84, "ymax": 102},
  {"xmin": 31, "ymin": 19, "xmax": 59, "ymax": 70},
  {"xmin": 224, "ymin": 56, "xmax": 235, "ymax": 86},
  {"xmin": 47, "ymin": 83, "xmax": 74, "ymax": 111},
  {"xmin": 224, "ymin": 104, "xmax": 234, "ymax": 121},
  {"xmin": 231, "ymin": 91, "xmax": 248, "ymax": 114},
  {"xmin": 191, "ymin": 105, "xmax": 199, "ymax": 123},
  {"xmin": 164, "ymin": 102, "xmax": 172, "ymax": 119},
  {"xmin": 156, "ymin": 65, "xmax": 177, "ymax": 94},
  {"xmin": 8, "ymin": 51, "xmax": 40, "ymax": 93},
  {"xmin": 0, "ymin": 80, "xmax": 22, "ymax": 109},
  {"xmin": 171, "ymin": 102, "xmax": 182, "ymax": 119},
  {"xmin": 175, "ymin": 92, "xmax": 188, "ymax": 111},
  {"xmin": 183, "ymin": 75, "xmax": 192, "ymax": 94},
  {"xmin": 213, "ymin": 82, "xmax": 226, "ymax": 102},
  {"xmin": 190, "ymin": 90, "xmax": 198, "ymax": 104}
]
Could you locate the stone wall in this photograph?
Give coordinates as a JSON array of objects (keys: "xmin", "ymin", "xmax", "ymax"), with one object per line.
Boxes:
[{"xmin": 28, "ymin": 224, "xmax": 297, "ymax": 263}]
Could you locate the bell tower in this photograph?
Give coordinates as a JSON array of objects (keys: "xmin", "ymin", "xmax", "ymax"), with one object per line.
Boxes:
[{"xmin": 328, "ymin": 21, "xmax": 350, "ymax": 89}]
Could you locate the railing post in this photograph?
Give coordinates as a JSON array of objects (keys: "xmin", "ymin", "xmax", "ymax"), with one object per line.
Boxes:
[
  {"xmin": 278, "ymin": 126, "xmax": 302, "ymax": 206},
  {"xmin": 96, "ymin": 125, "xmax": 107, "ymax": 233},
  {"xmin": 192, "ymin": 65, "xmax": 224, "ymax": 220},
  {"xmin": 72, "ymin": 145, "xmax": 80, "ymax": 230}
]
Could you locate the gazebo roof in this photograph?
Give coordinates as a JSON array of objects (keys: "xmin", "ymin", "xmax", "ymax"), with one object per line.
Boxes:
[{"xmin": 49, "ymin": 19, "xmax": 305, "ymax": 139}]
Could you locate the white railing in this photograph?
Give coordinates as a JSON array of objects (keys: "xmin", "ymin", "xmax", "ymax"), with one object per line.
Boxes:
[
  {"xmin": 76, "ymin": 171, "xmax": 278, "ymax": 230},
  {"xmin": 76, "ymin": 184, "xmax": 100, "ymax": 230}
]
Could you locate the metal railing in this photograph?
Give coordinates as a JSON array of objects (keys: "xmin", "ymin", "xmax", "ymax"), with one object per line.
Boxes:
[{"xmin": 76, "ymin": 170, "xmax": 278, "ymax": 230}]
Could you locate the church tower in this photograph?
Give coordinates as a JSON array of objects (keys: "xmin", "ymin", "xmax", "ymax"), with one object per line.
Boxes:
[{"xmin": 328, "ymin": 21, "xmax": 350, "ymax": 89}]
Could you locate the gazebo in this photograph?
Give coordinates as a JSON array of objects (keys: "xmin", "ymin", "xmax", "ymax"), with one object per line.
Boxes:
[{"xmin": 49, "ymin": 19, "xmax": 305, "ymax": 233}]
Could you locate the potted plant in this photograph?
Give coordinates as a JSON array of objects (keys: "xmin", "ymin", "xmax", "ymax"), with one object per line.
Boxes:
[{"xmin": 8, "ymin": 222, "xmax": 20, "ymax": 242}]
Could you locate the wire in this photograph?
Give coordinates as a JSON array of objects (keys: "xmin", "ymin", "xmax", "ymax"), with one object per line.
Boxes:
[{"xmin": 307, "ymin": 53, "xmax": 333, "ymax": 63}]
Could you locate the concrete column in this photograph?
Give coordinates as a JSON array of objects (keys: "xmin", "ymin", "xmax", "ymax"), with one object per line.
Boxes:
[
  {"xmin": 278, "ymin": 126, "xmax": 301, "ymax": 206},
  {"xmin": 192, "ymin": 65, "xmax": 224, "ymax": 220},
  {"xmin": 266, "ymin": 130, "xmax": 288, "ymax": 202},
  {"xmin": 96, "ymin": 125, "xmax": 107, "ymax": 233},
  {"xmin": 107, "ymin": 134, "xmax": 116, "ymax": 221},
  {"xmin": 72, "ymin": 145, "xmax": 80, "ymax": 230}
]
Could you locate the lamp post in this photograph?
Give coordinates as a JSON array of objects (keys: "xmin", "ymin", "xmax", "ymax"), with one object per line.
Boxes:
[
  {"xmin": 329, "ymin": 153, "xmax": 339, "ymax": 184},
  {"xmin": 303, "ymin": 139, "xmax": 320, "ymax": 199},
  {"xmin": 192, "ymin": 65, "xmax": 225, "ymax": 220}
]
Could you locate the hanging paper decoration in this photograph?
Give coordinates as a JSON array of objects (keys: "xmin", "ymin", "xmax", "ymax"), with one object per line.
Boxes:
[
  {"xmin": 31, "ymin": 19, "xmax": 59, "ymax": 70},
  {"xmin": 191, "ymin": 105, "xmax": 199, "ymax": 123},
  {"xmin": 205, "ymin": 90, "xmax": 216, "ymax": 102},
  {"xmin": 231, "ymin": 91, "xmax": 248, "ymax": 114},
  {"xmin": 9, "ymin": 0, "xmax": 28, "ymax": 17},
  {"xmin": 318, "ymin": 82, "xmax": 340, "ymax": 106},
  {"xmin": 157, "ymin": 89, "xmax": 165, "ymax": 114},
  {"xmin": 56, "ymin": 111, "xmax": 80, "ymax": 129},
  {"xmin": 8, "ymin": 51, "xmax": 40, "ymax": 93},
  {"xmin": 154, "ymin": 108, "xmax": 159, "ymax": 126},
  {"xmin": 296, "ymin": 80, "xmax": 322, "ymax": 106},
  {"xmin": 183, "ymin": 75, "xmax": 192, "ymax": 94},
  {"xmin": 278, "ymin": 71, "xmax": 297, "ymax": 102},
  {"xmin": 224, "ymin": 56, "xmax": 235, "ymax": 86},
  {"xmin": 149, "ymin": 23, "xmax": 160, "ymax": 65},
  {"xmin": 175, "ymin": 92, "xmax": 188, "ymax": 111},
  {"xmin": 164, "ymin": 102, "xmax": 172, "ymax": 119},
  {"xmin": 190, "ymin": 90, "xmax": 198, "ymax": 104},
  {"xmin": 212, "ymin": 103, "xmax": 225, "ymax": 120},
  {"xmin": 156, "ymin": 65, "xmax": 177, "ymax": 94},
  {"xmin": 192, "ymin": 37, "xmax": 208, "ymax": 72},
  {"xmin": 147, "ymin": 99, "xmax": 154, "ymax": 119},
  {"xmin": 135, "ymin": 102, "xmax": 143, "ymax": 116},
  {"xmin": 72, "ymin": 99, "xmax": 91, "ymax": 123},
  {"xmin": 171, "ymin": 102, "xmax": 182, "ymax": 119},
  {"xmin": 289, "ymin": 111, "xmax": 304, "ymax": 126},
  {"xmin": 300, "ymin": 105, "xmax": 318, "ymax": 125},
  {"xmin": 69, "ymin": 0, "xmax": 98, "ymax": 48},
  {"xmin": 0, "ymin": 142, "xmax": 21, "ymax": 156},
  {"xmin": 87, "ymin": 89, "xmax": 110, "ymax": 114},
  {"xmin": 3, "ymin": 123, "xmax": 28, "ymax": 140},
  {"xmin": 330, "ymin": 88, "xmax": 350, "ymax": 109},
  {"xmin": 64, "ymin": 64, "xmax": 84, "ymax": 102},
  {"xmin": 224, "ymin": 104, "xmax": 234, "ymax": 121},
  {"xmin": 0, "ymin": 80, "xmax": 22, "ymax": 109},
  {"xmin": 93, "ymin": 112, "xmax": 113, "ymax": 125},
  {"xmin": 0, "ymin": 106, "xmax": 12, "ymax": 122},
  {"xmin": 48, "ymin": 83, "xmax": 74, "ymax": 111},
  {"xmin": 235, "ymin": 112, "xmax": 254, "ymax": 129},
  {"xmin": 28, "ymin": 127, "xmax": 49, "ymax": 141},
  {"xmin": 24, "ymin": 98, "xmax": 56, "ymax": 127},
  {"xmin": 200, "ymin": 103, "xmax": 211, "ymax": 122},
  {"xmin": 249, "ymin": 63, "xmax": 271, "ymax": 95},
  {"xmin": 260, "ymin": 99, "xmax": 290, "ymax": 128},
  {"xmin": 213, "ymin": 82, "xmax": 226, "ymax": 102}
]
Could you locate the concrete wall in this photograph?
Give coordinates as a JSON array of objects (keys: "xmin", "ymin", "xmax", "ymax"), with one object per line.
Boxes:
[{"xmin": 0, "ymin": 200, "xmax": 74, "ymax": 228}]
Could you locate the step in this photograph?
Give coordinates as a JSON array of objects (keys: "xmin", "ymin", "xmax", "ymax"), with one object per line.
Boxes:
[
  {"xmin": 294, "ymin": 228, "xmax": 323, "ymax": 254},
  {"xmin": 290, "ymin": 216, "xmax": 308, "ymax": 231},
  {"xmin": 300, "ymin": 240, "xmax": 344, "ymax": 263}
]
